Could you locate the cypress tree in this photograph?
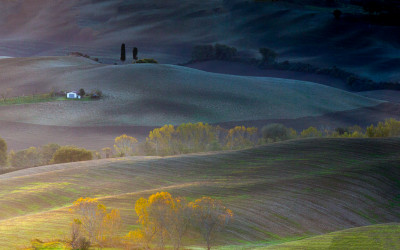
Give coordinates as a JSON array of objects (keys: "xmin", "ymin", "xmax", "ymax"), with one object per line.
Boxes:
[
  {"xmin": 121, "ymin": 43, "xmax": 126, "ymax": 62},
  {"xmin": 133, "ymin": 47, "xmax": 138, "ymax": 61}
]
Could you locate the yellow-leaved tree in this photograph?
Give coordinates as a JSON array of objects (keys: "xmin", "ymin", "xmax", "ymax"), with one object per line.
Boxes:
[
  {"xmin": 114, "ymin": 134, "xmax": 138, "ymax": 157},
  {"xmin": 147, "ymin": 125, "xmax": 176, "ymax": 156},
  {"xmin": 190, "ymin": 197, "xmax": 234, "ymax": 250},
  {"xmin": 71, "ymin": 197, "xmax": 121, "ymax": 247},
  {"xmin": 176, "ymin": 122, "xmax": 216, "ymax": 153},
  {"xmin": 130, "ymin": 192, "xmax": 192, "ymax": 250},
  {"xmin": 225, "ymin": 126, "xmax": 258, "ymax": 149},
  {"xmin": 300, "ymin": 126, "xmax": 322, "ymax": 138}
]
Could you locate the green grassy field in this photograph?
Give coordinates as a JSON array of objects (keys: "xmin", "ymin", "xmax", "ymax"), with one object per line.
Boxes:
[
  {"xmin": 0, "ymin": 138, "xmax": 399, "ymax": 249},
  {"xmin": 0, "ymin": 93, "xmax": 95, "ymax": 106},
  {"xmin": 259, "ymin": 223, "xmax": 400, "ymax": 249}
]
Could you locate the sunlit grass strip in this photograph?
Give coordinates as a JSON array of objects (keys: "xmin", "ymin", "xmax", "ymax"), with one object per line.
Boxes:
[
  {"xmin": 0, "ymin": 94, "xmax": 94, "ymax": 106},
  {"xmin": 0, "ymin": 93, "xmax": 59, "ymax": 106}
]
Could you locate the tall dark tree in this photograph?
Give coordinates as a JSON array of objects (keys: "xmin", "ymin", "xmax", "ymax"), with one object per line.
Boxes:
[
  {"xmin": 133, "ymin": 47, "xmax": 138, "ymax": 61},
  {"xmin": 79, "ymin": 88, "xmax": 85, "ymax": 97},
  {"xmin": 120, "ymin": 43, "xmax": 126, "ymax": 62}
]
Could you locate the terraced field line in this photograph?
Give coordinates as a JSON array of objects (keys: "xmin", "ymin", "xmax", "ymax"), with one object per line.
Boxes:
[{"xmin": 0, "ymin": 156, "xmax": 161, "ymax": 180}]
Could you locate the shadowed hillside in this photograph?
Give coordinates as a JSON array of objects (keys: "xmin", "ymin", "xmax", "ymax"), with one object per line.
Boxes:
[
  {"xmin": 0, "ymin": 0, "xmax": 398, "ymax": 81},
  {"xmin": 0, "ymin": 138, "xmax": 399, "ymax": 248}
]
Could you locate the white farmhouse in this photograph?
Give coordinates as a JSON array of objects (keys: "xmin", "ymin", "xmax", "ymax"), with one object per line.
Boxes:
[{"xmin": 66, "ymin": 91, "xmax": 81, "ymax": 99}]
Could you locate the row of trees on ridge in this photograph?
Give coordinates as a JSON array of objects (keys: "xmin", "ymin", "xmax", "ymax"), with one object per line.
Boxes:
[{"xmin": 3, "ymin": 118, "xmax": 400, "ymax": 169}]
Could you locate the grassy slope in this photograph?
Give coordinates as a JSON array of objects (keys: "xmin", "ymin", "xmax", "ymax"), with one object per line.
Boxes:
[
  {"xmin": 260, "ymin": 223, "xmax": 400, "ymax": 249},
  {"xmin": 0, "ymin": 138, "xmax": 399, "ymax": 249},
  {"xmin": 0, "ymin": 56, "xmax": 381, "ymax": 127}
]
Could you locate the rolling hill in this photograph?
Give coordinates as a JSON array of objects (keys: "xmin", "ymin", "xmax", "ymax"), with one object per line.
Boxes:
[
  {"xmin": 0, "ymin": 0, "xmax": 398, "ymax": 82},
  {"xmin": 0, "ymin": 56, "xmax": 382, "ymax": 127},
  {"xmin": 0, "ymin": 56, "xmax": 386, "ymax": 151},
  {"xmin": 0, "ymin": 138, "xmax": 399, "ymax": 249}
]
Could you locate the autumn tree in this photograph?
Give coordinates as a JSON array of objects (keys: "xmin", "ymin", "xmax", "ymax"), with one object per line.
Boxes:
[
  {"xmin": 175, "ymin": 122, "xmax": 216, "ymax": 153},
  {"xmin": 100, "ymin": 208, "xmax": 122, "ymax": 246},
  {"xmin": 114, "ymin": 134, "xmax": 138, "ymax": 157},
  {"xmin": 300, "ymin": 127, "xmax": 322, "ymax": 138},
  {"xmin": 147, "ymin": 125, "xmax": 176, "ymax": 156},
  {"xmin": 168, "ymin": 197, "xmax": 192, "ymax": 250},
  {"xmin": 70, "ymin": 219, "xmax": 90, "ymax": 250},
  {"xmin": 225, "ymin": 126, "xmax": 258, "ymax": 149},
  {"xmin": 71, "ymin": 197, "xmax": 121, "ymax": 247},
  {"xmin": 190, "ymin": 197, "xmax": 233, "ymax": 250},
  {"xmin": 133, "ymin": 192, "xmax": 192, "ymax": 249},
  {"xmin": 124, "ymin": 229, "xmax": 151, "ymax": 249},
  {"xmin": 72, "ymin": 198, "xmax": 107, "ymax": 243},
  {"xmin": 102, "ymin": 147, "xmax": 113, "ymax": 158},
  {"xmin": 135, "ymin": 192, "xmax": 174, "ymax": 249}
]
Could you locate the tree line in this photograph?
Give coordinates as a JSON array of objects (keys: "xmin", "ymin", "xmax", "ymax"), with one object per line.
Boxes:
[
  {"xmin": 28, "ymin": 192, "xmax": 233, "ymax": 250},
  {"xmin": 2, "ymin": 118, "xmax": 400, "ymax": 170}
]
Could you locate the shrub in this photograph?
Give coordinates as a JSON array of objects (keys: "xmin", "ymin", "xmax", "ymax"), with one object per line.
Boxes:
[
  {"xmin": 301, "ymin": 127, "xmax": 322, "ymax": 138},
  {"xmin": 335, "ymin": 127, "xmax": 349, "ymax": 135},
  {"xmin": 259, "ymin": 48, "xmax": 278, "ymax": 65},
  {"xmin": 51, "ymin": 146, "xmax": 93, "ymax": 164},
  {"xmin": 0, "ymin": 137, "xmax": 6, "ymax": 167},
  {"xmin": 9, "ymin": 147, "xmax": 41, "ymax": 168},
  {"xmin": 215, "ymin": 44, "xmax": 237, "ymax": 60},
  {"xmin": 90, "ymin": 89, "xmax": 102, "ymax": 99},
  {"xmin": 136, "ymin": 58, "xmax": 158, "ymax": 64},
  {"xmin": 333, "ymin": 9, "xmax": 342, "ymax": 20},
  {"xmin": 73, "ymin": 237, "xmax": 90, "ymax": 250},
  {"xmin": 79, "ymin": 88, "xmax": 85, "ymax": 97},
  {"xmin": 262, "ymin": 123, "xmax": 294, "ymax": 142},
  {"xmin": 192, "ymin": 45, "xmax": 215, "ymax": 61},
  {"xmin": 40, "ymin": 143, "xmax": 61, "ymax": 165}
]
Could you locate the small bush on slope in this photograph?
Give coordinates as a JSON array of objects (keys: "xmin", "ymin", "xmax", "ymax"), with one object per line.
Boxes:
[
  {"xmin": 262, "ymin": 123, "xmax": 296, "ymax": 142},
  {"xmin": 136, "ymin": 58, "xmax": 158, "ymax": 63},
  {"xmin": 50, "ymin": 146, "xmax": 93, "ymax": 164}
]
